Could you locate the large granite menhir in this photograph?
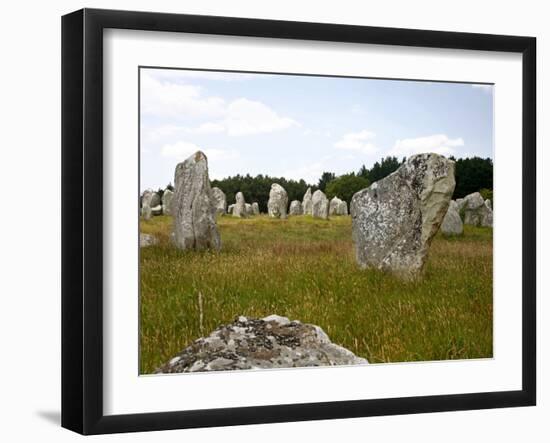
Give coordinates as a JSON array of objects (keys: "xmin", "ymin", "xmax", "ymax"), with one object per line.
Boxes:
[
  {"xmin": 172, "ymin": 151, "xmax": 221, "ymax": 251},
  {"xmin": 267, "ymin": 183, "xmax": 288, "ymax": 219},
  {"xmin": 351, "ymin": 153, "xmax": 455, "ymax": 278}
]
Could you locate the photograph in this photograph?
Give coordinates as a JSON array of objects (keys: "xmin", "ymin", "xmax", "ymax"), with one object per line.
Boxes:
[{"xmin": 138, "ymin": 67, "xmax": 494, "ymax": 375}]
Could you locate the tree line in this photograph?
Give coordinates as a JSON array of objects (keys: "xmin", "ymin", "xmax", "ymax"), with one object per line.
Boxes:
[{"xmin": 152, "ymin": 156, "xmax": 493, "ymax": 211}]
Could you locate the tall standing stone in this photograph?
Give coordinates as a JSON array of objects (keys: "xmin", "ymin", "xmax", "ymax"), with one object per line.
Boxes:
[
  {"xmin": 172, "ymin": 151, "xmax": 221, "ymax": 251},
  {"xmin": 267, "ymin": 183, "xmax": 288, "ymax": 219},
  {"xmin": 329, "ymin": 196, "xmax": 343, "ymax": 216},
  {"xmin": 289, "ymin": 200, "xmax": 303, "ymax": 216},
  {"xmin": 141, "ymin": 189, "xmax": 154, "ymax": 221},
  {"xmin": 211, "ymin": 187, "xmax": 227, "ymax": 216},
  {"xmin": 441, "ymin": 200, "xmax": 463, "ymax": 235},
  {"xmin": 312, "ymin": 190, "xmax": 329, "ymax": 220},
  {"xmin": 233, "ymin": 192, "xmax": 246, "ymax": 218},
  {"xmin": 162, "ymin": 189, "xmax": 174, "ymax": 216},
  {"xmin": 252, "ymin": 202, "xmax": 260, "ymax": 215},
  {"xmin": 303, "ymin": 187, "xmax": 313, "ymax": 215},
  {"xmin": 150, "ymin": 192, "xmax": 161, "ymax": 208},
  {"xmin": 337, "ymin": 200, "xmax": 348, "ymax": 216},
  {"xmin": 351, "ymin": 153, "xmax": 455, "ymax": 278}
]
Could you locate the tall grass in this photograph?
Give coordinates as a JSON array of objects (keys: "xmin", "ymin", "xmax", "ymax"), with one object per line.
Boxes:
[{"xmin": 140, "ymin": 215, "xmax": 492, "ymax": 373}]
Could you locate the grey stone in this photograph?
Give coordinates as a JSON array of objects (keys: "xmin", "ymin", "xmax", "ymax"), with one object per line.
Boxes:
[
  {"xmin": 303, "ymin": 187, "xmax": 313, "ymax": 215},
  {"xmin": 268, "ymin": 183, "xmax": 288, "ymax": 219},
  {"xmin": 463, "ymin": 192, "xmax": 493, "ymax": 227},
  {"xmin": 172, "ymin": 151, "xmax": 221, "ymax": 251},
  {"xmin": 150, "ymin": 192, "xmax": 161, "ymax": 208},
  {"xmin": 485, "ymin": 199, "xmax": 492, "ymax": 210},
  {"xmin": 245, "ymin": 203, "xmax": 254, "ymax": 217},
  {"xmin": 141, "ymin": 205, "xmax": 152, "ymax": 221},
  {"xmin": 441, "ymin": 200, "xmax": 463, "ymax": 235},
  {"xmin": 351, "ymin": 153, "xmax": 455, "ymax": 278},
  {"xmin": 211, "ymin": 187, "xmax": 227, "ymax": 216},
  {"xmin": 329, "ymin": 196, "xmax": 343, "ymax": 216},
  {"xmin": 289, "ymin": 200, "xmax": 303, "ymax": 216},
  {"xmin": 227, "ymin": 204, "xmax": 235, "ymax": 215},
  {"xmin": 311, "ymin": 190, "xmax": 329, "ymax": 219},
  {"xmin": 162, "ymin": 189, "xmax": 174, "ymax": 216},
  {"xmin": 140, "ymin": 233, "xmax": 158, "ymax": 248},
  {"xmin": 252, "ymin": 202, "xmax": 260, "ymax": 215},
  {"xmin": 141, "ymin": 189, "xmax": 154, "ymax": 221},
  {"xmin": 338, "ymin": 200, "xmax": 348, "ymax": 216},
  {"xmin": 155, "ymin": 315, "xmax": 368, "ymax": 373},
  {"xmin": 151, "ymin": 205, "xmax": 163, "ymax": 216},
  {"xmin": 233, "ymin": 192, "xmax": 246, "ymax": 218}
]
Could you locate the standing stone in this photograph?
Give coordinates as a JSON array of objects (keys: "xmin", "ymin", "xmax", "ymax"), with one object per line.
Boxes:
[
  {"xmin": 172, "ymin": 151, "xmax": 221, "ymax": 251},
  {"xmin": 162, "ymin": 189, "xmax": 173, "ymax": 215},
  {"xmin": 312, "ymin": 190, "xmax": 329, "ymax": 220},
  {"xmin": 329, "ymin": 196, "xmax": 343, "ymax": 216},
  {"xmin": 351, "ymin": 153, "xmax": 455, "ymax": 278},
  {"xmin": 289, "ymin": 200, "xmax": 303, "ymax": 216},
  {"xmin": 463, "ymin": 192, "xmax": 493, "ymax": 227},
  {"xmin": 141, "ymin": 205, "xmax": 152, "ymax": 220},
  {"xmin": 485, "ymin": 199, "xmax": 492, "ymax": 210},
  {"xmin": 233, "ymin": 192, "xmax": 246, "ymax": 218},
  {"xmin": 441, "ymin": 200, "xmax": 463, "ymax": 235},
  {"xmin": 303, "ymin": 187, "xmax": 313, "ymax": 215},
  {"xmin": 151, "ymin": 205, "xmax": 163, "ymax": 216},
  {"xmin": 337, "ymin": 200, "xmax": 348, "ymax": 216},
  {"xmin": 150, "ymin": 192, "xmax": 161, "ymax": 208},
  {"xmin": 211, "ymin": 187, "xmax": 227, "ymax": 216},
  {"xmin": 267, "ymin": 183, "xmax": 288, "ymax": 219},
  {"xmin": 141, "ymin": 189, "xmax": 154, "ymax": 221},
  {"xmin": 227, "ymin": 204, "xmax": 235, "ymax": 215},
  {"xmin": 245, "ymin": 203, "xmax": 254, "ymax": 217},
  {"xmin": 252, "ymin": 202, "xmax": 260, "ymax": 215}
]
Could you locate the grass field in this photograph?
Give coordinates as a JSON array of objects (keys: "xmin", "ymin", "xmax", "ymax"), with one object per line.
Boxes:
[{"xmin": 140, "ymin": 214, "xmax": 493, "ymax": 373}]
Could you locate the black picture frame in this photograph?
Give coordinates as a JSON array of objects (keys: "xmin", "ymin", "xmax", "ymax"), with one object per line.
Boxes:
[{"xmin": 61, "ymin": 8, "xmax": 536, "ymax": 435}]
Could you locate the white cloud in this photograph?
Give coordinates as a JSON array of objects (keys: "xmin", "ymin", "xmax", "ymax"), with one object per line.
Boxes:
[
  {"xmin": 141, "ymin": 73, "xmax": 299, "ymax": 136},
  {"xmin": 389, "ymin": 134, "xmax": 464, "ymax": 158},
  {"xmin": 161, "ymin": 141, "xmax": 238, "ymax": 162},
  {"xmin": 223, "ymin": 98, "xmax": 299, "ymax": 136},
  {"xmin": 141, "ymin": 72, "xmax": 226, "ymax": 119},
  {"xmin": 282, "ymin": 162, "xmax": 326, "ymax": 184},
  {"xmin": 334, "ymin": 130, "xmax": 379, "ymax": 155},
  {"xmin": 471, "ymin": 84, "xmax": 493, "ymax": 93}
]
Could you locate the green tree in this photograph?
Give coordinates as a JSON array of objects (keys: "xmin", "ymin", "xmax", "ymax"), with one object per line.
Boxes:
[
  {"xmin": 368, "ymin": 156, "xmax": 403, "ymax": 183},
  {"xmin": 317, "ymin": 172, "xmax": 336, "ymax": 192},
  {"xmin": 453, "ymin": 157, "xmax": 493, "ymax": 198},
  {"xmin": 325, "ymin": 173, "xmax": 370, "ymax": 204}
]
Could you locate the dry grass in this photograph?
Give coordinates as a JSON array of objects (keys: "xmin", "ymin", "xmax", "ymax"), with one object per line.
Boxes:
[{"xmin": 140, "ymin": 215, "xmax": 493, "ymax": 373}]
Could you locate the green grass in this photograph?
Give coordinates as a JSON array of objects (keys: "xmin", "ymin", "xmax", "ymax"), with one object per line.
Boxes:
[{"xmin": 140, "ymin": 215, "xmax": 493, "ymax": 373}]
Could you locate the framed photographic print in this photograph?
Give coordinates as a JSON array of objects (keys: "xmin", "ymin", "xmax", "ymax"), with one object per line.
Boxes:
[{"xmin": 61, "ymin": 8, "xmax": 536, "ymax": 435}]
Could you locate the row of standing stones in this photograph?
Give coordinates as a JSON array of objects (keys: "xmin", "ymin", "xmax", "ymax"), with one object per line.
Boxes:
[{"xmin": 144, "ymin": 151, "xmax": 492, "ymax": 372}]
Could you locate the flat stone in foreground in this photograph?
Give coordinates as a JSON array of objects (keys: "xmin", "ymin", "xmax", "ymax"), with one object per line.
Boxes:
[{"xmin": 156, "ymin": 315, "xmax": 368, "ymax": 373}]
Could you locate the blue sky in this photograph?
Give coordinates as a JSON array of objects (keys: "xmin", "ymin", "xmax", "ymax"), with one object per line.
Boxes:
[{"xmin": 140, "ymin": 68, "xmax": 493, "ymax": 191}]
